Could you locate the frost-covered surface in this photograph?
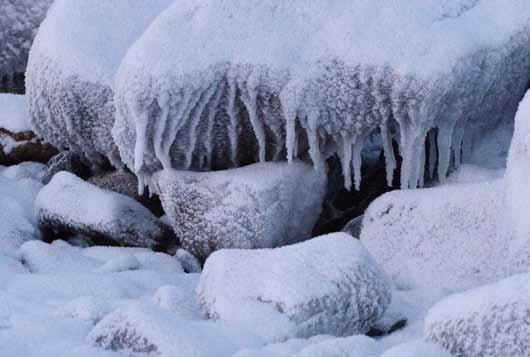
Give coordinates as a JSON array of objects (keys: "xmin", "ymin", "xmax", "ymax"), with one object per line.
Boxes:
[
  {"xmin": 26, "ymin": 0, "xmax": 174, "ymax": 166},
  {"xmin": 0, "ymin": 0, "xmax": 53, "ymax": 91},
  {"xmin": 504, "ymin": 91, "xmax": 530, "ymax": 274},
  {"xmin": 35, "ymin": 172, "xmax": 173, "ymax": 248},
  {"xmin": 425, "ymin": 273, "xmax": 530, "ymax": 357},
  {"xmin": 115, "ymin": 0, "xmax": 530, "ymax": 190},
  {"xmin": 0, "ymin": 94, "xmax": 31, "ymax": 132},
  {"xmin": 361, "ymin": 175, "xmax": 512, "ymax": 290},
  {"xmin": 152, "ymin": 162, "xmax": 326, "ymax": 260},
  {"xmin": 197, "ymin": 233, "xmax": 392, "ymax": 341},
  {"xmin": 292, "ymin": 335, "xmax": 381, "ymax": 357},
  {"xmin": 381, "ymin": 341, "xmax": 453, "ymax": 357}
]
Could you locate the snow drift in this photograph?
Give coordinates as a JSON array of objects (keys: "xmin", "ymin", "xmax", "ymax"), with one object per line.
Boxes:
[
  {"xmin": 26, "ymin": 0, "xmax": 175, "ymax": 168},
  {"xmin": 114, "ymin": 0, "xmax": 530, "ymax": 190},
  {"xmin": 0, "ymin": 0, "xmax": 53, "ymax": 93}
]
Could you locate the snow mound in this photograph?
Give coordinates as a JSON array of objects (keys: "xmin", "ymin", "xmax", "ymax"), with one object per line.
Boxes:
[
  {"xmin": 360, "ymin": 178, "xmax": 510, "ymax": 290},
  {"xmin": 57, "ymin": 296, "xmax": 111, "ymax": 324},
  {"xmin": 292, "ymin": 335, "xmax": 381, "ymax": 357},
  {"xmin": 233, "ymin": 336, "xmax": 334, "ymax": 357},
  {"xmin": 504, "ymin": 91, "xmax": 530, "ymax": 274},
  {"xmin": 95, "ymin": 255, "xmax": 140, "ymax": 274},
  {"xmin": 0, "ymin": 0, "xmax": 53, "ymax": 92},
  {"xmin": 114, "ymin": 0, "xmax": 529, "ymax": 190},
  {"xmin": 2, "ymin": 161, "xmax": 46, "ymax": 181},
  {"xmin": 381, "ymin": 341, "xmax": 453, "ymax": 357},
  {"xmin": 425, "ymin": 273, "xmax": 530, "ymax": 357},
  {"xmin": 88, "ymin": 303, "xmax": 263, "ymax": 357},
  {"xmin": 197, "ymin": 233, "xmax": 391, "ymax": 341},
  {"xmin": 152, "ymin": 162, "xmax": 326, "ymax": 260},
  {"xmin": 0, "ymin": 94, "xmax": 31, "ymax": 132},
  {"xmin": 152, "ymin": 282, "xmax": 200, "ymax": 320},
  {"xmin": 35, "ymin": 172, "xmax": 174, "ymax": 249},
  {"xmin": 26, "ymin": 0, "xmax": 175, "ymax": 166}
]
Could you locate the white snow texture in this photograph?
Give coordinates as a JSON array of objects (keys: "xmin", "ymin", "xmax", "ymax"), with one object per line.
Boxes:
[
  {"xmin": 197, "ymin": 233, "xmax": 392, "ymax": 341},
  {"xmin": 152, "ymin": 162, "xmax": 326, "ymax": 260},
  {"xmin": 0, "ymin": 94, "xmax": 31, "ymax": 132}
]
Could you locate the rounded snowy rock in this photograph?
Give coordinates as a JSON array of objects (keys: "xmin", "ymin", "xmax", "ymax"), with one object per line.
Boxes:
[
  {"xmin": 197, "ymin": 233, "xmax": 392, "ymax": 341},
  {"xmin": 424, "ymin": 273, "xmax": 530, "ymax": 357}
]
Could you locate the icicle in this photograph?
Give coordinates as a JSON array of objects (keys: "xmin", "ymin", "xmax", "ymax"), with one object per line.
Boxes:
[
  {"xmin": 239, "ymin": 73, "xmax": 266, "ymax": 163},
  {"xmin": 452, "ymin": 119, "xmax": 466, "ymax": 169},
  {"xmin": 417, "ymin": 139, "xmax": 426, "ymax": 188},
  {"xmin": 153, "ymin": 91, "xmax": 171, "ymax": 169},
  {"xmin": 339, "ymin": 132, "xmax": 354, "ymax": 191},
  {"xmin": 226, "ymin": 76, "xmax": 239, "ymax": 166},
  {"xmin": 306, "ymin": 111, "xmax": 324, "ymax": 172},
  {"xmin": 352, "ymin": 134, "xmax": 365, "ymax": 191},
  {"xmin": 461, "ymin": 123, "xmax": 474, "ymax": 163},
  {"xmin": 280, "ymin": 85, "xmax": 299, "ymax": 163},
  {"xmin": 204, "ymin": 80, "xmax": 225, "ymax": 169},
  {"xmin": 185, "ymin": 82, "xmax": 219, "ymax": 169},
  {"xmin": 427, "ymin": 129, "xmax": 437, "ymax": 179},
  {"xmin": 436, "ymin": 120, "xmax": 456, "ymax": 184},
  {"xmin": 132, "ymin": 104, "xmax": 148, "ymax": 176},
  {"xmin": 380, "ymin": 120, "xmax": 396, "ymax": 187}
]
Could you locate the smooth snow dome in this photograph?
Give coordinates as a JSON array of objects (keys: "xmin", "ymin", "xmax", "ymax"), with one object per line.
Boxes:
[
  {"xmin": 0, "ymin": 94, "xmax": 31, "ymax": 132},
  {"xmin": 504, "ymin": 91, "xmax": 530, "ymax": 273},
  {"xmin": 425, "ymin": 273, "xmax": 530, "ymax": 357},
  {"xmin": 197, "ymin": 233, "xmax": 392, "ymax": 341},
  {"xmin": 26, "ymin": 0, "xmax": 175, "ymax": 166},
  {"xmin": 114, "ymin": 0, "xmax": 529, "ymax": 190}
]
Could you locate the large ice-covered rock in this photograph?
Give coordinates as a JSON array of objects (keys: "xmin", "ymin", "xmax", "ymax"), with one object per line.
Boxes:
[
  {"xmin": 152, "ymin": 162, "xmax": 326, "ymax": 260},
  {"xmin": 0, "ymin": 0, "xmax": 53, "ymax": 93},
  {"xmin": 114, "ymin": 0, "xmax": 529, "ymax": 190},
  {"xmin": 26, "ymin": 0, "xmax": 175, "ymax": 166},
  {"xmin": 504, "ymin": 91, "xmax": 530, "ymax": 274},
  {"xmin": 360, "ymin": 178, "xmax": 511, "ymax": 290},
  {"xmin": 197, "ymin": 233, "xmax": 392, "ymax": 341},
  {"xmin": 425, "ymin": 273, "xmax": 530, "ymax": 357},
  {"xmin": 35, "ymin": 172, "xmax": 173, "ymax": 248}
]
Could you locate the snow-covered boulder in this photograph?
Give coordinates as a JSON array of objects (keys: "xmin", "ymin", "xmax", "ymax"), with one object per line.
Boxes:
[
  {"xmin": 197, "ymin": 233, "xmax": 391, "ymax": 341},
  {"xmin": 504, "ymin": 91, "xmax": 530, "ymax": 274},
  {"xmin": 381, "ymin": 341, "xmax": 453, "ymax": 357},
  {"xmin": 88, "ymin": 303, "xmax": 263, "ymax": 357},
  {"xmin": 152, "ymin": 162, "xmax": 326, "ymax": 260},
  {"xmin": 115, "ymin": 0, "xmax": 529, "ymax": 190},
  {"xmin": 26, "ymin": 0, "xmax": 175, "ymax": 166},
  {"xmin": 35, "ymin": 172, "xmax": 174, "ymax": 249},
  {"xmin": 0, "ymin": 0, "xmax": 53, "ymax": 93},
  {"xmin": 360, "ymin": 178, "xmax": 509, "ymax": 290},
  {"xmin": 425, "ymin": 273, "xmax": 530, "ymax": 357}
]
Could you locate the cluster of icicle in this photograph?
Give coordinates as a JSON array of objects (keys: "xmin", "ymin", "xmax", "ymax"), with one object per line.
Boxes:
[{"xmin": 114, "ymin": 35, "xmax": 529, "ymax": 194}]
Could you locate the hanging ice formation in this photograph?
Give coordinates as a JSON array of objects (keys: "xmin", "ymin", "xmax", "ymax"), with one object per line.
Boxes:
[{"xmin": 110, "ymin": 0, "xmax": 529, "ymax": 191}]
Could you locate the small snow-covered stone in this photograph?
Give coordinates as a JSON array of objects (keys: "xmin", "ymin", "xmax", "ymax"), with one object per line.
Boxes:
[
  {"xmin": 35, "ymin": 172, "xmax": 174, "ymax": 249},
  {"xmin": 425, "ymin": 273, "xmax": 530, "ymax": 357},
  {"xmin": 197, "ymin": 233, "xmax": 391, "ymax": 341},
  {"xmin": 175, "ymin": 249, "xmax": 202, "ymax": 273},
  {"xmin": 57, "ymin": 296, "xmax": 111, "ymax": 324},
  {"xmin": 152, "ymin": 162, "xmax": 326, "ymax": 260},
  {"xmin": 381, "ymin": 341, "xmax": 453, "ymax": 357}
]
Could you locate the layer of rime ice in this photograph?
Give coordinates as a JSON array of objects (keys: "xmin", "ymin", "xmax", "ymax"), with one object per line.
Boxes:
[
  {"xmin": 35, "ymin": 172, "xmax": 172, "ymax": 248},
  {"xmin": 381, "ymin": 341, "xmax": 453, "ymax": 357},
  {"xmin": 197, "ymin": 233, "xmax": 392, "ymax": 341},
  {"xmin": 151, "ymin": 162, "xmax": 326, "ymax": 260},
  {"xmin": 114, "ymin": 0, "xmax": 530, "ymax": 190},
  {"xmin": 360, "ymin": 176, "xmax": 512, "ymax": 290},
  {"xmin": 0, "ymin": 0, "xmax": 53, "ymax": 85},
  {"xmin": 0, "ymin": 94, "xmax": 31, "ymax": 132},
  {"xmin": 26, "ymin": 0, "xmax": 174, "ymax": 167},
  {"xmin": 504, "ymin": 91, "xmax": 530, "ymax": 274},
  {"xmin": 425, "ymin": 273, "xmax": 530, "ymax": 357}
]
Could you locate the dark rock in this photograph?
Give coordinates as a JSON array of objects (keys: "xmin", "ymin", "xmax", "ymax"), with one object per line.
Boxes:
[
  {"xmin": 41, "ymin": 151, "xmax": 92, "ymax": 184},
  {"xmin": 0, "ymin": 128, "xmax": 58, "ymax": 166}
]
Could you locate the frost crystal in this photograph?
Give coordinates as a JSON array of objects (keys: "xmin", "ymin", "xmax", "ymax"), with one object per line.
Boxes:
[{"xmin": 114, "ymin": 0, "xmax": 530, "ymax": 190}]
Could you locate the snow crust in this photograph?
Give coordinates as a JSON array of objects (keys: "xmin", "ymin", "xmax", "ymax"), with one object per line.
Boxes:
[
  {"xmin": 152, "ymin": 162, "xmax": 326, "ymax": 260},
  {"xmin": 425, "ymin": 273, "xmax": 530, "ymax": 357},
  {"xmin": 35, "ymin": 171, "xmax": 173, "ymax": 248},
  {"xmin": 381, "ymin": 341, "xmax": 453, "ymax": 357},
  {"xmin": 26, "ymin": 0, "xmax": 175, "ymax": 166},
  {"xmin": 0, "ymin": 94, "xmax": 31, "ymax": 132},
  {"xmin": 197, "ymin": 233, "xmax": 392, "ymax": 341},
  {"xmin": 0, "ymin": 0, "xmax": 52, "ymax": 82},
  {"xmin": 114, "ymin": 0, "xmax": 530, "ymax": 189}
]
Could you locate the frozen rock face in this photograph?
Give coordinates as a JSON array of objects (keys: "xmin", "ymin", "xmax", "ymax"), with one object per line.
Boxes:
[
  {"xmin": 152, "ymin": 162, "xmax": 326, "ymax": 260},
  {"xmin": 26, "ymin": 0, "xmax": 174, "ymax": 167},
  {"xmin": 504, "ymin": 91, "xmax": 530, "ymax": 274},
  {"xmin": 114, "ymin": 0, "xmax": 529, "ymax": 190},
  {"xmin": 197, "ymin": 233, "xmax": 392, "ymax": 341},
  {"xmin": 0, "ymin": 0, "xmax": 53, "ymax": 93},
  {"xmin": 425, "ymin": 273, "xmax": 530, "ymax": 357},
  {"xmin": 35, "ymin": 171, "xmax": 173, "ymax": 249},
  {"xmin": 360, "ymin": 178, "xmax": 510, "ymax": 290}
]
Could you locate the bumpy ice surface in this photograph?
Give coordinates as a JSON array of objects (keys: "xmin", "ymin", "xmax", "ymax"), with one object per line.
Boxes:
[
  {"xmin": 114, "ymin": 0, "xmax": 530, "ymax": 189},
  {"xmin": 425, "ymin": 273, "xmax": 530, "ymax": 357},
  {"xmin": 152, "ymin": 162, "xmax": 326, "ymax": 260},
  {"xmin": 26, "ymin": 0, "xmax": 174, "ymax": 167},
  {"xmin": 197, "ymin": 233, "xmax": 392, "ymax": 341}
]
